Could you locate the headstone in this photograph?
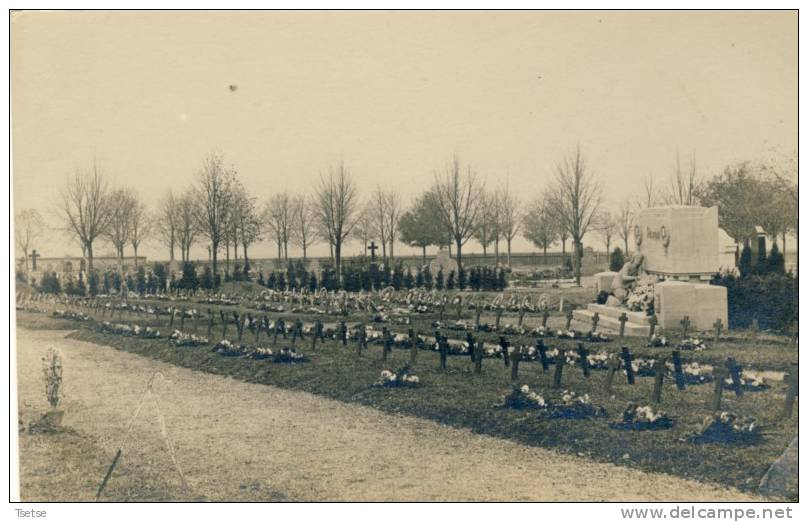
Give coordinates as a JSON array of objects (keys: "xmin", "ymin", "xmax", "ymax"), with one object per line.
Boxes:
[{"xmin": 637, "ymin": 206, "xmax": 720, "ymax": 277}]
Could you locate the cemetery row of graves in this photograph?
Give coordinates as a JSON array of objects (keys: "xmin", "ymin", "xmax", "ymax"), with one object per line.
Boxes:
[{"xmin": 16, "ymin": 288, "xmax": 798, "ymax": 497}]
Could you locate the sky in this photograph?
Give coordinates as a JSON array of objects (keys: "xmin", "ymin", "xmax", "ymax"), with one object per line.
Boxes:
[{"xmin": 11, "ymin": 10, "xmax": 797, "ymax": 262}]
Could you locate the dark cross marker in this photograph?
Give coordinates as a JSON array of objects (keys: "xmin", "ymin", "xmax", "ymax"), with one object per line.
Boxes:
[
  {"xmin": 725, "ymin": 357, "xmax": 744, "ymax": 397},
  {"xmin": 517, "ymin": 306, "xmax": 526, "ymax": 327},
  {"xmin": 179, "ymin": 308, "xmax": 186, "ymax": 331},
  {"xmin": 618, "ymin": 312, "xmax": 628, "ymax": 338},
  {"xmin": 710, "ymin": 366, "xmax": 728, "ymax": 411},
  {"xmin": 542, "ymin": 308, "xmax": 550, "ymax": 328},
  {"xmin": 474, "ymin": 341, "xmax": 483, "ymax": 374},
  {"xmin": 652, "ymin": 358, "xmax": 665, "ymax": 403},
  {"xmin": 577, "ymin": 343, "xmax": 590, "ymax": 378},
  {"xmin": 671, "ymin": 350, "xmax": 685, "ymax": 390},
  {"xmin": 220, "ymin": 310, "xmax": 228, "ymax": 338},
  {"xmin": 536, "ymin": 339, "xmax": 549, "ymax": 371},
  {"xmin": 339, "ymin": 321, "xmax": 347, "ymax": 346},
  {"xmin": 510, "ymin": 346, "xmax": 521, "ymax": 382},
  {"xmin": 382, "ymin": 327, "xmax": 391, "ymax": 361},
  {"xmin": 475, "ymin": 304, "xmax": 482, "ymax": 330},
  {"xmin": 648, "ymin": 314, "xmax": 658, "ymax": 340},
  {"xmin": 500, "ymin": 336, "xmax": 510, "ymax": 367},
  {"xmin": 466, "ymin": 332, "xmax": 476, "ymax": 362},
  {"xmin": 680, "ymin": 315, "xmax": 691, "ymax": 338},
  {"xmin": 409, "ymin": 327, "xmax": 418, "ymax": 364},
  {"xmin": 713, "ymin": 318, "xmax": 723, "ymax": 345},
  {"xmin": 439, "ymin": 335, "xmax": 447, "ymax": 370},
  {"xmin": 495, "ymin": 308, "xmax": 503, "ymax": 331},
  {"xmin": 621, "ymin": 347, "xmax": 634, "ymax": 384},
  {"xmin": 591, "ymin": 312, "xmax": 599, "ymax": 333},
  {"xmin": 553, "ymin": 348, "xmax": 565, "ymax": 389},
  {"xmin": 565, "ymin": 309, "xmax": 573, "ymax": 331}
]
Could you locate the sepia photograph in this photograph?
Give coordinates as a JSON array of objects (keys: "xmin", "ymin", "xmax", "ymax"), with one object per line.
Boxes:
[{"xmin": 8, "ymin": 7, "xmax": 800, "ymax": 508}]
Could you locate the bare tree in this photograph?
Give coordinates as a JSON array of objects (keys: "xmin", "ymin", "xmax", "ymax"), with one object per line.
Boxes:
[
  {"xmin": 472, "ymin": 191, "xmax": 495, "ymax": 258},
  {"xmin": 59, "ymin": 164, "xmax": 112, "ymax": 271},
  {"xmin": 15, "ymin": 208, "xmax": 45, "ymax": 270},
  {"xmin": 370, "ymin": 187, "xmax": 391, "ymax": 262},
  {"xmin": 104, "ymin": 188, "xmax": 136, "ymax": 266},
  {"xmin": 615, "ymin": 198, "xmax": 634, "ymax": 255},
  {"xmin": 370, "ymin": 187, "xmax": 402, "ymax": 264},
  {"xmin": 156, "ymin": 190, "xmax": 179, "ymax": 262},
  {"xmin": 550, "ymin": 145, "xmax": 601, "ymax": 285},
  {"xmin": 129, "ymin": 195, "xmax": 151, "ymax": 267},
  {"xmin": 352, "ymin": 203, "xmax": 374, "ymax": 257},
  {"xmin": 192, "ymin": 153, "xmax": 235, "ymax": 281},
  {"xmin": 499, "ymin": 183, "xmax": 521, "ymax": 268},
  {"xmin": 521, "ymin": 192, "xmax": 557, "ymax": 258},
  {"xmin": 314, "ymin": 162, "xmax": 360, "ymax": 281},
  {"xmin": 664, "ymin": 151, "xmax": 700, "ymax": 206},
  {"xmin": 641, "ymin": 174, "xmax": 657, "ymax": 209},
  {"xmin": 176, "ymin": 190, "xmax": 198, "ymax": 263},
  {"xmin": 593, "ymin": 209, "xmax": 616, "ymax": 254},
  {"xmin": 234, "ymin": 189, "xmax": 262, "ymax": 272},
  {"xmin": 433, "ymin": 155, "xmax": 483, "ymax": 274},
  {"xmin": 265, "ymin": 191, "xmax": 293, "ymax": 265},
  {"xmin": 291, "ymin": 195, "xmax": 317, "ymax": 261}
]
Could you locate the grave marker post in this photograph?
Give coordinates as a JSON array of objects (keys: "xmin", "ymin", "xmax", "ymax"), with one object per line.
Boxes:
[
  {"xmin": 510, "ymin": 347, "xmax": 521, "ymax": 382},
  {"xmin": 648, "ymin": 314, "xmax": 658, "ymax": 341},
  {"xmin": 500, "ymin": 336, "xmax": 510, "ymax": 367},
  {"xmin": 782, "ymin": 362, "xmax": 799, "ymax": 419},
  {"xmin": 474, "ymin": 342, "xmax": 483, "ymax": 374},
  {"xmin": 725, "ymin": 357, "xmax": 743, "ymax": 397},
  {"xmin": 618, "ymin": 312, "xmax": 628, "ymax": 338},
  {"xmin": 495, "ymin": 307, "xmax": 503, "ymax": 331},
  {"xmin": 474, "ymin": 304, "xmax": 482, "ymax": 330},
  {"xmin": 680, "ymin": 315, "xmax": 691, "ymax": 338},
  {"xmin": 169, "ymin": 308, "xmax": 175, "ymax": 330},
  {"xmin": 179, "ymin": 308, "xmax": 186, "ymax": 331},
  {"xmin": 605, "ymin": 354, "xmax": 620, "ymax": 393},
  {"xmin": 408, "ymin": 328, "xmax": 417, "ymax": 364},
  {"xmin": 591, "ymin": 312, "xmax": 600, "ymax": 333},
  {"xmin": 541, "ymin": 308, "xmax": 550, "ymax": 329},
  {"xmin": 577, "ymin": 343, "xmax": 590, "ymax": 378},
  {"xmin": 710, "ymin": 366, "xmax": 728, "ymax": 411},
  {"xmin": 671, "ymin": 350, "xmax": 685, "ymax": 390},
  {"xmin": 621, "ymin": 347, "xmax": 634, "ymax": 384},
  {"xmin": 439, "ymin": 335, "xmax": 447, "ymax": 371},
  {"xmin": 220, "ymin": 310, "xmax": 228, "ymax": 339},
  {"xmin": 382, "ymin": 327, "xmax": 391, "ymax": 362},
  {"xmin": 565, "ymin": 309, "xmax": 573, "ymax": 331},
  {"xmin": 713, "ymin": 318, "xmax": 723, "ymax": 345},
  {"xmin": 536, "ymin": 339, "xmax": 549, "ymax": 371},
  {"xmin": 652, "ymin": 358, "xmax": 666, "ymax": 403},
  {"xmin": 553, "ymin": 348, "xmax": 565, "ymax": 389},
  {"xmin": 207, "ymin": 309, "xmax": 213, "ymax": 339}
]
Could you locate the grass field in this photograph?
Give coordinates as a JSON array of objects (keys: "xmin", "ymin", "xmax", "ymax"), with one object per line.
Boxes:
[{"xmin": 16, "ymin": 309, "xmax": 798, "ymax": 498}]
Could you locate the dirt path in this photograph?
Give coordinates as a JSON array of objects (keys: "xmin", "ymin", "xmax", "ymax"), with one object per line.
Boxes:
[{"xmin": 16, "ymin": 327, "xmax": 758, "ymax": 501}]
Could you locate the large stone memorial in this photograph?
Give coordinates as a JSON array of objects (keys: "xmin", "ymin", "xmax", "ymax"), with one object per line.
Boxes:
[
  {"xmin": 429, "ymin": 247, "xmax": 458, "ymax": 284},
  {"xmin": 573, "ymin": 205, "xmax": 728, "ymax": 335}
]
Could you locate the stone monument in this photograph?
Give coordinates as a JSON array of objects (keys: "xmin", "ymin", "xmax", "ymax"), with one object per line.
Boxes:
[
  {"xmin": 574, "ymin": 205, "xmax": 728, "ymax": 335},
  {"xmin": 429, "ymin": 247, "xmax": 458, "ymax": 285}
]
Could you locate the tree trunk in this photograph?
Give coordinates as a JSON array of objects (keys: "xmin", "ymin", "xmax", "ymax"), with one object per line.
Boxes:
[
  {"xmin": 782, "ymin": 232, "xmax": 787, "ymax": 257},
  {"xmin": 211, "ymin": 242, "xmax": 218, "ymax": 286},
  {"xmin": 561, "ymin": 238, "xmax": 566, "ymax": 256},
  {"xmin": 335, "ymin": 242, "xmax": 342, "ymax": 286},
  {"xmin": 574, "ymin": 240, "xmax": 582, "ymax": 286},
  {"xmin": 302, "ymin": 243, "xmax": 307, "ymax": 262},
  {"xmin": 482, "ymin": 244, "xmax": 487, "ymax": 258},
  {"xmin": 543, "ymin": 244, "xmax": 547, "ymax": 260},
  {"xmin": 507, "ymin": 239, "xmax": 512, "ymax": 268},
  {"xmin": 225, "ymin": 243, "xmax": 230, "ymax": 272},
  {"xmin": 389, "ymin": 239, "xmax": 394, "ymax": 264},
  {"xmin": 422, "ymin": 246, "xmax": 427, "ymax": 264},
  {"xmin": 243, "ymin": 243, "xmax": 249, "ymax": 270},
  {"xmin": 134, "ymin": 246, "xmax": 139, "ymax": 267},
  {"xmin": 86, "ymin": 242, "xmax": 94, "ymax": 272},
  {"xmin": 169, "ymin": 236, "xmax": 175, "ymax": 262},
  {"xmin": 455, "ymin": 238, "xmax": 463, "ymax": 274},
  {"xmin": 624, "ymin": 237, "xmax": 629, "ymax": 257},
  {"xmin": 494, "ymin": 240, "xmax": 500, "ymax": 266}
]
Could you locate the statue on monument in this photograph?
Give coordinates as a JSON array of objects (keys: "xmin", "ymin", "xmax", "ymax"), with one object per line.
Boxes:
[{"xmin": 606, "ymin": 253, "xmax": 645, "ymax": 306}]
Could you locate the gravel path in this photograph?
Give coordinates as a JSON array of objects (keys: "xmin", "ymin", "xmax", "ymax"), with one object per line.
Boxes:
[{"xmin": 16, "ymin": 328, "xmax": 757, "ymax": 501}]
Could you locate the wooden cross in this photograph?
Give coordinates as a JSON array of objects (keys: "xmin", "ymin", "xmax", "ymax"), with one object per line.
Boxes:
[
  {"xmin": 536, "ymin": 339, "xmax": 549, "ymax": 371},
  {"xmin": 367, "ymin": 241, "xmax": 379, "ymax": 262},
  {"xmin": 621, "ymin": 347, "xmax": 634, "ymax": 384},
  {"xmin": 618, "ymin": 312, "xmax": 628, "ymax": 338},
  {"xmin": 577, "ymin": 343, "xmax": 590, "ymax": 378},
  {"xmin": 553, "ymin": 348, "xmax": 565, "ymax": 389},
  {"xmin": 671, "ymin": 350, "xmax": 685, "ymax": 390},
  {"xmin": 591, "ymin": 312, "xmax": 599, "ymax": 333},
  {"xmin": 510, "ymin": 347, "xmax": 521, "ymax": 382},
  {"xmin": 648, "ymin": 314, "xmax": 658, "ymax": 340},
  {"xmin": 30, "ymin": 249, "xmax": 41, "ymax": 270},
  {"xmin": 710, "ymin": 366, "xmax": 728, "ymax": 411},
  {"xmin": 652, "ymin": 358, "xmax": 665, "ymax": 403},
  {"xmin": 680, "ymin": 315, "xmax": 691, "ymax": 337},
  {"xmin": 713, "ymin": 318, "xmax": 723, "ymax": 344},
  {"xmin": 541, "ymin": 308, "xmax": 550, "ymax": 328},
  {"xmin": 725, "ymin": 357, "xmax": 743, "ymax": 398},
  {"xmin": 564, "ymin": 309, "xmax": 573, "ymax": 330}
]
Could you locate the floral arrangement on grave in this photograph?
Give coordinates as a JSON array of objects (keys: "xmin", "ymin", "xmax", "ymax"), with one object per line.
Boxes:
[
  {"xmin": 52, "ymin": 309, "xmax": 90, "ymax": 321},
  {"xmin": 647, "ymin": 333, "xmax": 668, "ymax": 347},
  {"xmin": 170, "ymin": 330, "xmax": 209, "ymax": 347},
  {"xmin": 250, "ymin": 346, "xmax": 274, "ymax": 360},
  {"xmin": 724, "ymin": 371, "xmax": 768, "ymax": 392},
  {"xmin": 531, "ymin": 325, "xmax": 555, "ymax": 338},
  {"xmin": 273, "ymin": 346, "xmax": 309, "ymax": 364},
  {"xmin": 612, "ymin": 403, "xmax": 673, "ymax": 430},
  {"xmin": 677, "ymin": 337, "xmax": 707, "ymax": 351},
  {"xmin": 625, "ymin": 274, "xmax": 657, "ymax": 314},
  {"xmin": 38, "ymin": 347, "xmax": 64, "ymax": 430},
  {"xmin": 586, "ymin": 331, "xmax": 612, "ymax": 343},
  {"xmin": 667, "ymin": 361, "xmax": 713, "ymax": 385},
  {"xmin": 631, "ymin": 358, "xmax": 658, "ymax": 377},
  {"xmin": 689, "ymin": 411, "xmax": 762, "ymax": 444},
  {"xmin": 211, "ymin": 339, "xmax": 250, "ymax": 356},
  {"xmin": 556, "ymin": 329, "xmax": 577, "ymax": 339},
  {"xmin": 542, "ymin": 390, "xmax": 607, "ymax": 419},
  {"xmin": 373, "ymin": 364, "xmax": 420, "ymax": 387},
  {"xmin": 500, "ymin": 385, "xmax": 547, "ymax": 410}
]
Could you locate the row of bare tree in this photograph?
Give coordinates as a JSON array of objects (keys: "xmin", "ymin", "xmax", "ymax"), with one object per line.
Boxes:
[{"xmin": 15, "ymin": 146, "xmax": 796, "ymax": 286}]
